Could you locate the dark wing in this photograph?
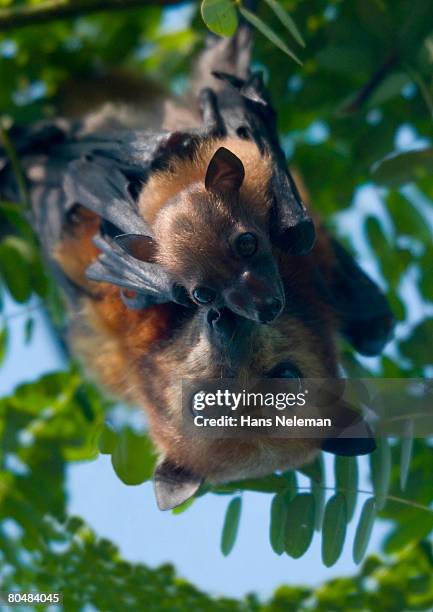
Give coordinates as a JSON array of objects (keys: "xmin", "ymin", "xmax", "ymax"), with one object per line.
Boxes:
[
  {"xmin": 0, "ymin": 122, "xmax": 195, "ymax": 307},
  {"xmin": 64, "ymin": 157, "xmax": 152, "ymax": 236},
  {"xmin": 87, "ymin": 234, "xmax": 174, "ymax": 308},
  {"xmin": 326, "ymin": 238, "xmax": 395, "ymax": 356},
  {"xmin": 205, "ymin": 70, "xmax": 316, "ymax": 255}
]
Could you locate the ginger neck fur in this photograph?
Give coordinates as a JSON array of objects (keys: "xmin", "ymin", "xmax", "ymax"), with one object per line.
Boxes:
[{"xmin": 138, "ymin": 137, "xmax": 273, "ymax": 225}]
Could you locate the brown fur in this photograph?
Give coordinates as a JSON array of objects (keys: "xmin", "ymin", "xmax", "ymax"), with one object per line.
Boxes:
[
  {"xmin": 48, "ymin": 43, "xmax": 345, "ymax": 490},
  {"xmin": 52, "ymin": 139, "xmax": 341, "ymax": 484},
  {"xmin": 139, "ymin": 138, "xmax": 273, "ymax": 225}
]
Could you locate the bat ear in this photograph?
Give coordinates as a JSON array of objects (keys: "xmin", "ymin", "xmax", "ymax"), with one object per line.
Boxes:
[
  {"xmin": 114, "ymin": 233, "xmax": 157, "ymax": 263},
  {"xmin": 153, "ymin": 459, "xmax": 203, "ymax": 510},
  {"xmin": 205, "ymin": 147, "xmax": 245, "ymax": 194},
  {"xmin": 321, "ymin": 405, "xmax": 376, "ymax": 456},
  {"xmin": 324, "ymin": 239, "xmax": 395, "ymax": 355}
]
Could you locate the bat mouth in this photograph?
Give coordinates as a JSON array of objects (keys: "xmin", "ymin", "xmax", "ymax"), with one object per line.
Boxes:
[
  {"xmin": 205, "ymin": 307, "xmax": 253, "ymax": 355},
  {"xmin": 206, "ymin": 307, "xmax": 248, "ymax": 337}
]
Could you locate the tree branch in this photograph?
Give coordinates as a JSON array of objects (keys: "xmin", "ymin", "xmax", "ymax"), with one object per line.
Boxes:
[
  {"xmin": 341, "ymin": 51, "xmax": 399, "ymax": 114},
  {"xmin": 0, "ymin": 0, "xmax": 186, "ymax": 32}
]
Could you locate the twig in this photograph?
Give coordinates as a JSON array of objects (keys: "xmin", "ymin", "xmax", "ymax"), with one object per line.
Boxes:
[
  {"xmin": 299, "ymin": 484, "xmax": 433, "ymax": 515},
  {"xmin": 216, "ymin": 482, "xmax": 433, "ymax": 514},
  {"xmin": 341, "ymin": 51, "xmax": 399, "ymax": 114},
  {"xmin": 0, "ymin": 0, "xmax": 184, "ymax": 32}
]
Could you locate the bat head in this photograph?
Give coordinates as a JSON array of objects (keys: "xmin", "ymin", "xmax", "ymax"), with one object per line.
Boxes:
[{"xmin": 149, "ymin": 147, "xmax": 285, "ymax": 325}]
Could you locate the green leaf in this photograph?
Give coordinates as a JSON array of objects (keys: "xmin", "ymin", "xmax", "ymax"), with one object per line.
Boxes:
[
  {"xmin": 335, "ymin": 456, "xmax": 358, "ymax": 522},
  {"xmin": 386, "ymin": 191, "xmax": 432, "ymax": 242},
  {"xmin": 172, "ymin": 497, "xmax": 195, "ymax": 515},
  {"xmin": 369, "ymin": 438, "xmax": 391, "ymax": 510},
  {"xmin": 367, "ymin": 72, "xmax": 411, "ymax": 107},
  {"xmin": 0, "ymin": 324, "xmax": 8, "ymax": 365},
  {"xmin": 383, "ymin": 512, "xmax": 433, "ymax": 554},
  {"xmin": 420, "ymin": 247, "xmax": 433, "ymax": 302},
  {"xmin": 98, "ymin": 423, "xmax": 117, "ymax": 455},
  {"xmin": 239, "ymin": 7, "xmax": 302, "ymax": 64},
  {"xmin": 321, "ymin": 494, "xmax": 347, "ymax": 567},
  {"xmin": 365, "ymin": 215, "xmax": 390, "ymax": 254},
  {"xmin": 0, "ymin": 242, "xmax": 32, "ymax": 303},
  {"xmin": 400, "ymin": 318, "xmax": 433, "ymax": 367},
  {"xmin": 371, "ymin": 147, "xmax": 433, "ymax": 187},
  {"xmin": 111, "ymin": 428, "xmax": 156, "ymax": 485},
  {"xmin": 282, "ymin": 470, "xmax": 298, "ymax": 496},
  {"xmin": 201, "ymin": 0, "xmax": 238, "ymax": 37},
  {"xmin": 221, "ymin": 496, "xmax": 242, "ymax": 556},
  {"xmin": 284, "ymin": 493, "xmax": 315, "ymax": 559},
  {"xmin": 270, "ymin": 492, "xmax": 291, "ymax": 554},
  {"xmin": 312, "ymin": 480, "xmax": 326, "ymax": 531},
  {"xmin": 308, "ymin": 454, "xmax": 325, "ymax": 531},
  {"xmin": 400, "ymin": 420, "xmax": 414, "ymax": 491},
  {"xmin": 73, "ymin": 383, "xmax": 96, "ymax": 422},
  {"xmin": 262, "ymin": 0, "xmax": 305, "ymax": 47},
  {"xmin": 353, "ymin": 497, "xmax": 376, "ymax": 564}
]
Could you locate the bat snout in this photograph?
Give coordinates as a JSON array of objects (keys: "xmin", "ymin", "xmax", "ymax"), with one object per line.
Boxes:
[
  {"xmin": 223, "ymin": 268, "xmax": 285, "ymax": 324},
  {"xmin": 254, "ymin": 296, "xmax": 284, "ymax": 324}
]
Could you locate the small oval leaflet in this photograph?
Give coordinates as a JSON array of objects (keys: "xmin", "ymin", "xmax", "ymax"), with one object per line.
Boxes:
[
  {"xmin": 284, "ymin": 493, "xmax": 315, "ymax": 559},
  {"xmin": 322, "ymin": 493, "xmax": 347, "ymax": 567},
  {"xmin": 400, "ymin": 420, "xmax": 414, "ymax": 491},
  {"xmin": 353, "ymin": 497, "xmax": 376, "ymax": 564},
  {"xmin": 312, "ymin": 480, "xmax": 326, "ymax": 532},
  {"xmin": 111, "ymin": 427, "xmax": 156, "ymax": 486},
  {"xmin": 98, "ymin": 422, "xmax": 117, "ymax": 455},
  {"xmin": 369, "ymin": 437, "xmax": 391, "ymax": 510},
  {"xmin": 201, "ymin": 0, "xmax": 238, "ymax": 38},
  {"xmin": 221, "ymin": 496, "xmax": 242, "ymax": 556},
  {"xmin": 270, "ymin": 492, "xmax": 291, "ymax": 555},
  {"xmin": 335, "ymin": 455, "xmax": 358, "ymax": 522},
  {"xmin": 0, "ymin": 325, "xmax": 8, "ymax": 366}
]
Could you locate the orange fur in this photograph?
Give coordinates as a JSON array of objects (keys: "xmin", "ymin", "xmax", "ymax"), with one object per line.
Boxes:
[
  {"xmin": 53, "ymin": 137, "xmax": 343, "ymax": 488},
  {"xmin": 54, "ymin": 207, "xmax": 101, "ymax": 294},
  {"xmin": 139, "ymin": 137, "xmax": 273, "ymax": 224}
]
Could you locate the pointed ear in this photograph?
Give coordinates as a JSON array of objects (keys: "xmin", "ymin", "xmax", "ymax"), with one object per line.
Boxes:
[
  {"xmin": 205, "ymin": 147, "xmax": 245, "ymax": 194},
  {"xmin": 114, "ymin": 233, "xmax": 157, "ymax": 263},
  {"xmin": 154, "ymin": 459, "xmax": 203, "ymax": 510},
  {"xmin": 321, "ymin": 405, "xmax": 376, "ymax": 456}
]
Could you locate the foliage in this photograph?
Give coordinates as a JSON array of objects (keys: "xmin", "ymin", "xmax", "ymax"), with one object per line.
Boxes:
[{"xmin": 1, "ymin": 0, "xmax": 433, "ymax": 608}]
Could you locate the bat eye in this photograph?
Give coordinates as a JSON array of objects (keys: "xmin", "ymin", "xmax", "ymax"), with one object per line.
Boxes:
[
  {"xmin": 236, "ymin": 232, "xmax": 257, "ymax": 257},
  {"xmin": 267, "ymin": 362, "xmax": 303, "ymax": 379},
  {"xmin": 192, "ymin": 286, "xmax": 216, "ymax": 305}
]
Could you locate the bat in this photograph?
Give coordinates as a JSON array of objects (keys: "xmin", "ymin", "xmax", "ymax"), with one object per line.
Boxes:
[{"xmin": 0, "ymin": 29, "xmax": 394, "ymax": 509}]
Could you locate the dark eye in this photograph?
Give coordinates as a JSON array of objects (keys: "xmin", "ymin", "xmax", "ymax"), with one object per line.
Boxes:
[
  {"xmin": 192, "ymin": 286, "xmax": 216, "ymax": 305},
  {"xmin": 236, "ymin": 232, "xmax": 257, "ymax": 257},
  {"xmin": 267, "ymin": 362, "xmax": 302, "ymax": 379}
]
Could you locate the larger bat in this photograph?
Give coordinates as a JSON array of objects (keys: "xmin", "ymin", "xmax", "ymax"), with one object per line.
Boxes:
[{"xmin": 0, "ymin": 29, "xmax": 394, "ymax": 509}]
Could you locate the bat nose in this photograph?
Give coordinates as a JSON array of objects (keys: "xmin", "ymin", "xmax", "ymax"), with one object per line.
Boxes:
[{"xmin": 256, "ymin": 296, "xmax": 283, "ymax": 323}]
